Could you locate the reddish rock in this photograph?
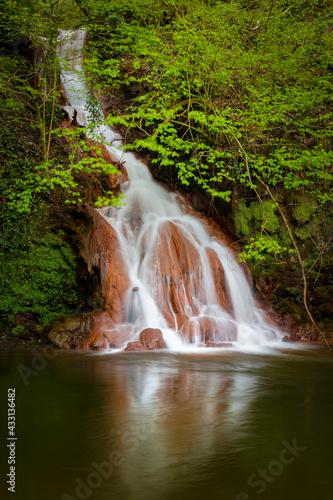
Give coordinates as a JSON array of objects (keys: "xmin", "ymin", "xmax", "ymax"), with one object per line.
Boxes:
[
  {"xmin": 104, "ymin": 326, "xmax": 133, "ymax": 348},
  {"xmin": 108, "ymin": 174, "xmax": 118, "ymax": 189},
  {"xmin": 80, "ymin": 311, "xmax": 113, "ymax": 350},
  {"xmin": 205, "ymin": 247, "xmax": 230, "ymax": 309},
  {"xmin": 181, "ymin": 316, "xmax": 237, "ymax": 343},
  {"xmin": 205, "ymin": 342, "xmax": 234, "ymax": 348},
  {"xmin": 282, "ymin": 335, "xmax": 294, "ymax": 343},
  {"xmin": 140, "ymin": 220, "xmax": 206, "ymax": 322},
  {"xmin": 84, "ymin": 209, "xmax": 131, "ymax": 324},
  {"xmin": 290, "ymin": 332, "xmax": 302, "ymax": 342},
  {"xmin": 140, "ymin": 328, "xmax": 166, "ymax": 349},
  {"xmin": 79, "ymin": 312, "xmax": 134, "ymax": 350},
  {"xmin": 124, "ymin": 341, "xmax": 146, "ymax": 352},
  {"xmin": 124, "ymin": 328, "xmax": 166, "ymax": 351},
  {"xmin": 175, "ymin": 313, "xmax": 189, "ymax": 331}
]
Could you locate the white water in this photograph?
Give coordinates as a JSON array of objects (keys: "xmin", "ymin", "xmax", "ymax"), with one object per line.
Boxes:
[{"xmin": 58, "ymin": 30, "xmax": 283, "ymax": 351}]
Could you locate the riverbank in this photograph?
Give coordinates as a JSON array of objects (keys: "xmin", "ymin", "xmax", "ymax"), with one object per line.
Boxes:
[{"xmin": 0, "ymin": 334, "xmax": 55, "ymax": 351}]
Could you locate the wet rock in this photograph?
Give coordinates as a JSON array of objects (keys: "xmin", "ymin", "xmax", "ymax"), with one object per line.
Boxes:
[
  {"xmin": 290, "ymin": 332, "xmax": 302, "ymax": 342},
  {"xmin": 79, "ymin": 311, "xmax": 132, "ymax": 350},
  {"xmin": 140, "ymin": 328, "xmax": 167, "ymax": 349},
  {"xmin": 104, "ymin": 327, "xmax": 133, "ymax": 349},
  {"xmin": 141, "ymin": 220, "xmax": 211, "ymax": 323},
  {"xmin": 124, "ymin": 341, "xmax": 146, "ymax": 352},
  {"xmin": 175, "ymin": 313, "xmax": 189, "ymax": 331},
  {"xmin": 124, "ymin": 328, "xmax": 166, "ymax": 351},
  {"xmin": 181, "ymin": 316, "xmax": 238, "ymax": 343},
  {"xmin": 84, "ymin": 209, "xmax": 131, "ymax": 323},
  {"xmin": 14, "ymin": 312, "xmax": 40, "ymax": 333},
  {"xmin": 255, "ymin": 276, "xmax": 275, "ymax": 301},
  {"xmin": 48, "ymin": 313, "xmax": 94, "ymax": 349},
  {"xmin": 205, "ymin": 342, "xmax": 234, "ymax": 348},
  {"xmin": 282, "ymin": 335, "xmax": 294, "ymax": 343},
  {"xmin": 205, "ymin": 247, "xmax": 230, "ymax": 309},
  {"xmin": 48, "ymin": 329, "xmax": 76, "ymax": 349}
]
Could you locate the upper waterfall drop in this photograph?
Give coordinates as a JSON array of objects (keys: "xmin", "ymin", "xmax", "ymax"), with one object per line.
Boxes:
[{"xmin": 58, "ymin": 29, "xmax": 283, "ymax": 352}]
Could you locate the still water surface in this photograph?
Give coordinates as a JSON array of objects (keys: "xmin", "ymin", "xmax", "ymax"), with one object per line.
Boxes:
[{"xmin": 1, "ymin": 347, "xmax": 333, "ymax": 500}]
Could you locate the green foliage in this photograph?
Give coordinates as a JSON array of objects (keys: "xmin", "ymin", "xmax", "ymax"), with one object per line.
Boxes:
[
  {"xmin": 235, "ymin": 198, "xmax": 294, "ymax": 268},
  {"xmin": 234, "ymin": 199, "xmax": 252, "ymax": 239},
  {"xmin": 1, "ymin": 0, "xmax": 332, "ymax": 328},
  {"xmin": 293, "ymin": 198, "xmax": 318, "ymax": 223},
  {"xmin": 94, "ymin": 192, "xmax": 126, "ymax": 208},
  {"xmin": 0, "ymin": 233, "xmax": 79, "ymax": 325},
  {"xmin": 239, "ymin": 236, "xmax": 293, "ymax": 266},
  {"xmin": 10, "ymin": 324, "xmax": 25, "ymax": 337},
  {"xmin": 82, "ymin": 0, "xmax": 333, "ymax": 266},
  {"xmin": 235, "ymin": 199, "xmax": 280, "ymax": 239},
  {"xmin": 295, "ymin": 218, "xmax": 320, "ymax": 241},
  {"xmin": 0, "ymin": 1, "xmax": 126, "ymax": 328}
]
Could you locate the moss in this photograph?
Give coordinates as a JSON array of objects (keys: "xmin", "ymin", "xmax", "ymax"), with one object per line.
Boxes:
[
  {"xmin": 234, "ymin": 199, "xmax": 252, "ymax": 238},
  {"xmin": 235, "ymin": 196, "xmax": 283, "ymax": 245},
  {"xmin": 250, "ymin": 200, "xmax": 280, "ymax": 232},
  {"xmin": 10, "ymin": 325, "xmax": 25, "ymax": 337},
  {"xmin": 295, "ymin": 217, "xmax": 320, "ymax": 240},
  {"xmin": 293, "ymin": 197, "xmax": 318, "ymax": 223},
  {"xmin": 0, "ymin": 232, "xmax": 79, "ymax": 326},
  {"xmin": 235, "ymin": 198, "xmax": 281, "ymax": 240}
]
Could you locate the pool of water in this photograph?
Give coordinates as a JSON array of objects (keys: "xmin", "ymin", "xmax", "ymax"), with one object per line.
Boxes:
[{"xmin": 1, "ymin": 347, "xmax": 333, "ymax": 500}]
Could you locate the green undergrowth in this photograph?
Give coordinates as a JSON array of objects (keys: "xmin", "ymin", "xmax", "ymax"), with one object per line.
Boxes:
[{"xmin": 0, "ymin": 231, "xmax": 79, "ymax": 328}]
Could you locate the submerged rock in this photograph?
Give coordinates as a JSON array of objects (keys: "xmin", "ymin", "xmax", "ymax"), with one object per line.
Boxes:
[{"xmin": 181, "ymin": 316, "xmax": 238, "ymax": 343}]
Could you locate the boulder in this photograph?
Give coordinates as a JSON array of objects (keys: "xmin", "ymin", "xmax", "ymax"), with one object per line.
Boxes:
[
  {"xmin": 124, "ymin": 341, "xmax": 147, "ymax": 352},
  {"xmin": 290, "ymin": 331, "xmax": 302, "ymax": 342},
  {"xmin": 124, "ymin": 328, "xmax": 166, "ymax": 351},
  {"xmin": 140, "ymin": 328, "xmax": 167, "ymax": 349},
  {"xmin": 48, "ymin": 313, "xmax": 94, "ymax": 349},
  {"xmin": 80, "ymin": 312, "xmax": 132, "ymax": 350}
]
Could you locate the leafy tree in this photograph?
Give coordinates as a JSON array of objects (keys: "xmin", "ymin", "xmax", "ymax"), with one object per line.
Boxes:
[
  {"xmin": 0, "ymin": 0, "xmax": 121, "ymax": 330},
  {"xmin": 81, "ymin": 0, "xmax": 333, "ymax": 344}
]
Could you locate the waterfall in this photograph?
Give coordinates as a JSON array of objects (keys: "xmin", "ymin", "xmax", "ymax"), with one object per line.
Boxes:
[{"xmin": 58, "ymin": 29, "xmax": 283, "ymax": 351}]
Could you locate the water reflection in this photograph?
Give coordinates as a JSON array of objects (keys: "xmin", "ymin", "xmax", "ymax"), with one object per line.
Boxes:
[
  {"xmin": 2, "ymin": 350, "xmax": 333, "ymax": 500},
  {"xmin": 83, "ymin": 357, "xmax": 262, "ymax": 499}
]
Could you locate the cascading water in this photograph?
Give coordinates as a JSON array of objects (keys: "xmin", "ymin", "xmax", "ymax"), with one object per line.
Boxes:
[{"xmin": 58, "ymin": 29, "xmax": 283, "ymax": 351}]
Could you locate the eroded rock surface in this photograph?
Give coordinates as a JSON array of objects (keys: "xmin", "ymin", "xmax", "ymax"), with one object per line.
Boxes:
[{"xmin": 125, "ymin": 328, "xmax": 166, "ymax": 352}]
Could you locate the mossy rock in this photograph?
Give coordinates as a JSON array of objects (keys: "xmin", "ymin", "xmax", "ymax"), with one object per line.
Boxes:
[
  {"xmin": 293, "ymin": 197, "xmax": 318, "ymax": 223},
  {"xmin": 0, "ymin": 233, "xmax": 79, "ymax": 326}
]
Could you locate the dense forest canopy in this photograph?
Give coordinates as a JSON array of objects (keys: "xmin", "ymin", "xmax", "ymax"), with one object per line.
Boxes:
[{"xmin": 0, "ymin": 0, "xmax": 332, "ymax": 336}]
